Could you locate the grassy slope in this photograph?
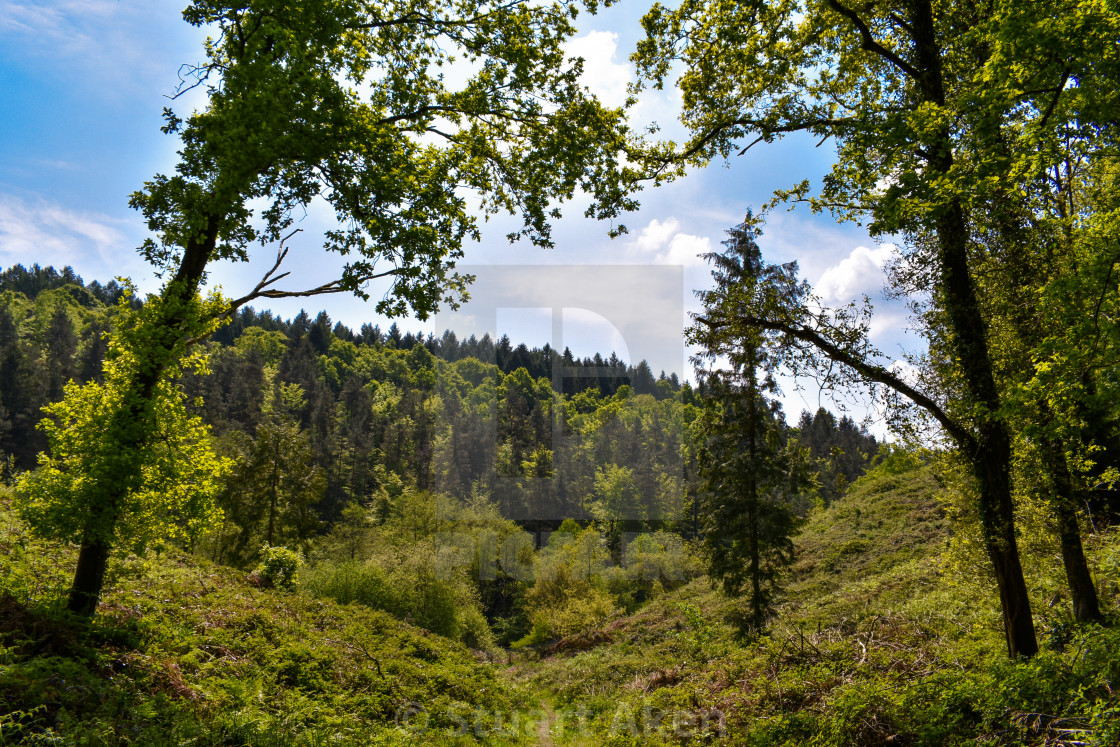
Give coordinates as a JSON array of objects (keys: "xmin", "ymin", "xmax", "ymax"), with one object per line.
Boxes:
[
  {"xmin": 0, "ymin": 492, "xmax": 531, "ymax": 746},
  {"xmin": 5, "ymin": 466, "xmax": 1120, "ymax": 746},
  {"xmin": 508, "ymin": 465, "xmax": 1120, "ymax": 746}
]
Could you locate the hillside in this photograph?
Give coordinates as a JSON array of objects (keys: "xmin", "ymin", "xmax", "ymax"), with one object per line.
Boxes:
[
  {"xmin": 506, "ymin": 460, "xmax": 1120, "ymax": 746},
  {"xmin": 0, "ymin": 490, "xmax": 534, "ymax": 746},
  {"xmin": 5, "ymin": 455, "xmax": 1120, "ymax": 744}
]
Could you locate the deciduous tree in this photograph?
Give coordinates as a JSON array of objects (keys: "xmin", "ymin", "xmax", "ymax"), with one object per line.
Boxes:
[{"xmin": 18, "ymin": 0, "xmax": 633, "ymax": 616}]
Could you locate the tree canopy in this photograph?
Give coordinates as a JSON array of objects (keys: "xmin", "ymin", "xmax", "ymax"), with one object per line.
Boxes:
[{"xmin": 17, "ymin": 0, "xmax": 639, "ymax": 616}]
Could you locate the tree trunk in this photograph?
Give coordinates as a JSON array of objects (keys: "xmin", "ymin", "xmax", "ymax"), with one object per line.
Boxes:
[
  {"xmin": 1058, "ymin": 505, "xmax": 1102, "ymax": 622},
  {"xmin": 911, "ymin": 0, "xmax": 1038, "ymax": 658},
  {"xmin": 976, "ymin": 429, "xmax": 1039, "ymax": 657},
  {"xmin": 1040, "ymin": 437, "xmax": 1103, "ymax": 621},
  {"xmin": 68, "ymin": 536, "xmax": 111, "ymax": 616},
  {"xmin": 971, "ymin": 89, "xmax": 1104, "ymax": 624}
]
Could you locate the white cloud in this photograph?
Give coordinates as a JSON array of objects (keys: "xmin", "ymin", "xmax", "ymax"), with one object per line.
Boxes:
[
  {"xmin": 869, "ymin": 309, "xmax": 910, "ymax": 341},
  {"xmin": 0, "ymin": 194, "xmax": 132, "ymax": 269},
  {"xmin": 562, "ymin": 30, "xmax": 632, "ymax": 108},
  {"xmin": 660, "ymin": 233, "xmax": 711, "ymax": 267},
  {"xmin": 634, "ymin": 217, "xmax": 681, "ymax": 252},
  {"xmin": 887, "ymin": 358, "xmax": 922, "ymax": 387},
  {"xmin": 629, "ymin": 217, "xmax": 711, "ymax": 267},
  {"xmin": 815, "ymin": 243, "xmax": 897, "ymax": 304}
]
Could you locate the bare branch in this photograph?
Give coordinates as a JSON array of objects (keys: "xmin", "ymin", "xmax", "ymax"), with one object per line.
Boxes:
[
  {"xmin": 255, "ymin": 267, "xmax": 405, "ymax": 300},
  {"xmin": 182, "ymin": 229, "xmax": 411, "ymax": 348},
  {"xmin": 697, "ymin": 312, "xmax": 975, "ymax": 449},
  {"xmin": 215, "ymin": 228, "xmax": 303, "ymax": 323}
]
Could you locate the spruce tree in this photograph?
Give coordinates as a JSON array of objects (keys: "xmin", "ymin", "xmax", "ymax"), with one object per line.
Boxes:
[{"xmin": 689, "ymin": 218, "xmax": 808, "ymax": 629}]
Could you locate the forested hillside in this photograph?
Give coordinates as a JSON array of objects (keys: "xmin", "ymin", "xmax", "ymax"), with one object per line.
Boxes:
[
  {"xmin": 6, "ymin": 0, "xmax": 1120, "ymax": 742},
  {"xmin": 0, "ymin": 264, "xmax": 876, "ymax": 634}
]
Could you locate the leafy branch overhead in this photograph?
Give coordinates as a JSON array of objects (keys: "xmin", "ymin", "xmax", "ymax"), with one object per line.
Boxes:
[{"xmin": 133, "ymin": 0, "xmax": 638, "ymax": 320}]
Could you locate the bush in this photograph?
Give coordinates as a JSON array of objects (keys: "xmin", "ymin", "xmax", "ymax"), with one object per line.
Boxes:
[
  {"xmin": 253, "ymin": 545, "xmax": 302, "ymax": 591},
  {"xmin": 301, "ymin": 557, "xmax": 495, "ymax": 649}
]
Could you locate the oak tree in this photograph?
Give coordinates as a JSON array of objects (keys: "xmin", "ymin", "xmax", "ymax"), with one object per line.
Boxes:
[{"xmin": 19, "ymin": 0, "xmax": 633, "ymax": 616}]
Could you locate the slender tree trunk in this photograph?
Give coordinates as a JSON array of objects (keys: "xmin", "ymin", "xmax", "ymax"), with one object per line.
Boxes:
[
  {"xmin": 939, "ymin": 192, "xmax": 1037, "ymax": 656},
  {"xmin": 975, "ymin": 428, "xmax": 1038, "ymax": 657},
  {"xmin": 66, "ymin": 215, "xmax": 219, "ymax": 616},
  {"xmin": 911, "ymin": 0, "xmax": 1038, "ymax": 658},
  {"xmin": 1058, "ymin": 503, "xmax": 1102, "ymax": 622},
  {"xmin": 1040, "ymin": 437, "xmax": 1103, "ymax": 621}
]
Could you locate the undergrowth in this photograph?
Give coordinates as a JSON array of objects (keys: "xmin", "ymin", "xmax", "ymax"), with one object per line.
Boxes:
[
  {"xmin": 5, "ymin": 461, "xmax": 1120, "ymax": 745},
  {"xmin": 0, "ymin": 491, "xmax": 532, "ymax": 746},
  {"xmin": 507, "ymin": 463, "xmax": 1120, "ymax": 745}
]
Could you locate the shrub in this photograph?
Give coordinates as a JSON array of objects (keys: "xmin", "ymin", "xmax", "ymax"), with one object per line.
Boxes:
[
  {"xmin": 253, "ymin": 545, "xmax": 302, "ymax": 591},
  {"xmin": 301, "ymin": 557, "xmax": 494, "ymax": 649}
]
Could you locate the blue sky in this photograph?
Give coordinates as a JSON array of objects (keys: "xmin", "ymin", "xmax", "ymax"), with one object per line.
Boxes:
[{"xmin": 0, "ymin": 0, "xmax": 919, "ymax": 430}]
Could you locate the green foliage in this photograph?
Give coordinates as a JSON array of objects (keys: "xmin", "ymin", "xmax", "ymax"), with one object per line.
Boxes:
[
  {"xmin": 631, "ymin": 0, "xmax": 1120, "ymax": 657},
  {"xmin": 301, "ymin": 556, "xmax": 484, "ymax": 648},
  {"xmin": 207, "ymin": 381, "xmax": 325, "ymax": 567},
  {"xmin": 301, "ymin": 489, "xmax": 505, "ymax": 650},
  {"xmin": 865, "ymin": 444, "xmax": 927, "ymax": 478},
  {"xmin": 16, "ymin": 289, "xmax": 230, "ymax": 554},
  {"xmin": 135, "ymin": 0, "xmax": 634, "ymax": 315},
  {"xmin": 671, "ymin": 602, "xmax": 715, "ymax": 657},
  {"xmin": 0, "ymin": 493, "xmax": 530, "ymax": 745},
  {"xmin": 254, "ymin": 544, "xmax": 302, "ymax": 591}
]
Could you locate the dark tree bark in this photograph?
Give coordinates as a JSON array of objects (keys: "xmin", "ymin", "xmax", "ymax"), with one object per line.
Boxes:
[
  {"xmin": 911, "ymin": 0, "xmax": 1038, "ymax": 657},
  {"xmin": 67, "ymin": 537, "xmax": 112, "ymax": 616}
]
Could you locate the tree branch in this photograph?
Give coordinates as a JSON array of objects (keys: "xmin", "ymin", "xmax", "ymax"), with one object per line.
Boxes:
[
  {"xmin": 697, "ymin": 312, "xmax": 975, "ymax": 450},
  {"xmin": 824, "ymin": 0, "xmax": 921, "ymax": 81},
  {"xmin": 182, "ymin": 229, "xmax": 406, "ymax": 347},
  {"xmin": 636, "ymin": 116, "xmax": 857, "ymax": 179},
  {"xmin": 1036, "ymin": 67, "xmax": 1070, "ymax": 131}
]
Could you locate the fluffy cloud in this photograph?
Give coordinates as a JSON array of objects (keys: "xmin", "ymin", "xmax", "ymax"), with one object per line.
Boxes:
[
  {"xmin": 562, "ymin": 30, "xmax": 632, "ymax": 108},
  {"xmin": 815, "ymin": 244, "xmax": 897, "ymax": 304},
  {"xmin": 630, "ymin": 218, "xmax": 711, "ymax": 267}
]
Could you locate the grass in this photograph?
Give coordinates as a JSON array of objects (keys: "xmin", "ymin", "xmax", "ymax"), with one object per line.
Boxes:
[
  {"xmin": 506, "ymin": 463, "xmax": 1120, "ymax": 745},
  {"xmin": 0, "ymin": 491, "xmax": 534, "ymax": 746}
]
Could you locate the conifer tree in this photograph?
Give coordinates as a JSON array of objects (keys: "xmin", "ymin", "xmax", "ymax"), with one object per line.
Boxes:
[{"xmin": 689, "ymin": 219, "xmax": 807, "ymax": 629}]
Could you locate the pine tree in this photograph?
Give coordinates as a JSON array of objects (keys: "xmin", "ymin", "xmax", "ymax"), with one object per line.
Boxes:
[{"xmin": 689, "ymin": 218, "xmax": 808, "ymax": 629}]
